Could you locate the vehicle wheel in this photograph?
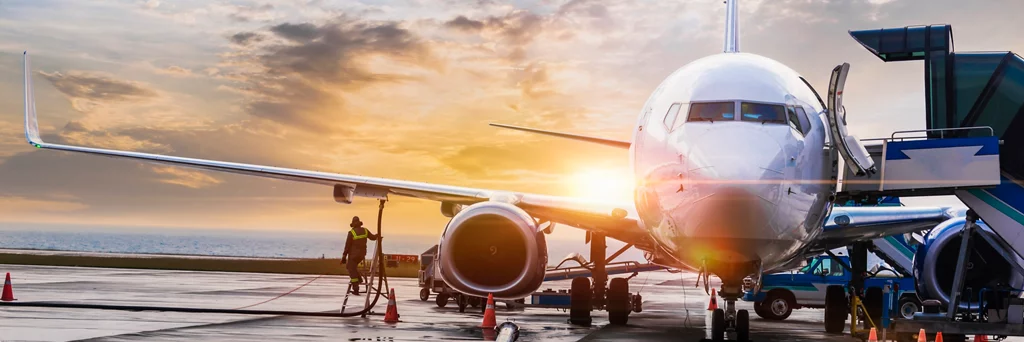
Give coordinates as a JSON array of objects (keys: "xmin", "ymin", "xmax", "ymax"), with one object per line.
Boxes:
[
  {"xmin": 436, "ymin": 292, "xmax": 449, "ymax": 308},
  {"xmin": 824, "ymin": 285, "xmax": 847, "ymax": 334},
  {"xmin": 711, "ymin": 308, "xmax": 726, "ymax": 341},
  {"xmin": 762, "ymin": 290, "xmax": 794, "ymax": 320},
  {"xmin": 607, "ymin": 278, "xmax": 630, "ymax": 325},
  {"xmin": 864, "ymin": 287, "xmax": 883, "ymax": 330},
  {"xmin": 898, "ymin": 296, "xmax": 921, "ymax": 319},
  {"xmin": 737, "ymin": 309, "xmax": 750, "ymax": 342},
  {"xmin": 457, "ymin": 294, "xmax": 468, "ymax": 313},
  {"xmin": 753, "ymin": 301, "xmax": 768, "ymax": 319},
  {"xmin": 569, "ymin": 277, "xmax": 593, "ymax": 326},
  {"xmin": 469, "ymin": 296, "xmax": 481, "ymax": 308},
  {"xmin": 419, "ymin": 288, "xmax": 430, "ymax": 301}
]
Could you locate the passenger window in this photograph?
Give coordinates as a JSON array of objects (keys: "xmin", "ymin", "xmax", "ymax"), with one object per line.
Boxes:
[
  {"xmin": 663, "ymin": 103, "xmax": 682, "ymax": 130},
  {"xmin": 687, "ymin": 102, "xmax": 735, "ymax": 122},
  {"xmin": 740, "ymin": 102, "xmax": 786, "ymax": 124},
  {"xmin": 795, "ymin": 107, "xmax": 812, "ymax": 135}
]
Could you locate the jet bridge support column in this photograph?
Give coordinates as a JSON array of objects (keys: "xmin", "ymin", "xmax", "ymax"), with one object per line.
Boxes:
[{"xmin": 946, "ymin": 210, "xmax": 980, "ymax": 318}]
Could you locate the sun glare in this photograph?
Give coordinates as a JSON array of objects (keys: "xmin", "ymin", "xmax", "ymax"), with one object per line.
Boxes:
[{"xmin": 569, "ymin": 168, "xmax": 635, "ymax": 204}]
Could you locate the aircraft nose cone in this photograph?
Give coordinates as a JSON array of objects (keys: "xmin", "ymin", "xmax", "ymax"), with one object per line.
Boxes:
[{"xmin": 681, "ymin": 125, "xmax": 787, "ymax": 239}]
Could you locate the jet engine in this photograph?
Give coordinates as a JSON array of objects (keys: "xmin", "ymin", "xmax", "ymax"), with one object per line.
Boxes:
[
  {"xmin": 436, "ymin": 201, "xmax": 547, "ymax": 299},
  {"xmin": 914, "ymin": 217, "xmax": 1024, "ymax": 308}
]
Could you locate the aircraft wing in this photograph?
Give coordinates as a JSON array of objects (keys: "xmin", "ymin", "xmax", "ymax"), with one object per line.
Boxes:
[
  {"xmin": 19, "ymin": 53, "xmax": 655, "ymax": 250},
  {"xmin": 804, "ymin": 205, "xmax": 965, "ymax": 254}
]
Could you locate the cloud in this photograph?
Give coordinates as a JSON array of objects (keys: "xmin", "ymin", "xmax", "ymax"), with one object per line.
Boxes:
[
  {"xmin": 58, "ymin": 121, "xmax": 173, "ymax": 153},
  {"xmin": 38, "ymin": 71, "xmax": 158, "ymax": 102},
  {"xmin": 0, "ymin": 196, "xmax": 88, "ymax": 216},
  {"xmin": 229, "ymin": 32, "xmax": 263, "ymax": 46},
  {"xmin": 444, "ymin": 16, "xmax": 485, "ymax": 32},
  {"xmin": 224, "ymin": 3, "xmax": 275, "ymax": 23},
  {"xmin": 222, "ymin": 17, "xmax": 438, "ymax": 133},
  {"xmin": 151, "ymin": 166, "xmax": 223, "ymax": 189},
  {"xmin": 155, "ymin": 65, "xmax": 194, "ymax": 77}
]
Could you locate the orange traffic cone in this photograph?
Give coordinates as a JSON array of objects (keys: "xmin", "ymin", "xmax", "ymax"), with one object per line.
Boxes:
[
  {"xmin": 480, "ymin": 293, "xmax": 497, "ymax": 329},
  {"xmin": 383, "ymin": 288, "xmax": 400, "ymax": 323},
  {"xmin": 707, "ymin": 288, "xmax": 718, "ymax": 311},
  {"xmin": 1, "ymin": 273, "xmax": 14, "ymax": 302},
  {"xmin": 868, "ymin": 327, "xmax": 878, "ymax": 342},
  {"xmin": 917, "ymin": 329, "xmax": 927, "ymax": 342},
  {"xmin": 974, "ymin": 334, "xmax": 989, "ymax": 342},
  {"xmin": 935, "ymin": 331, "xmax": 943, "ymax": 342}
]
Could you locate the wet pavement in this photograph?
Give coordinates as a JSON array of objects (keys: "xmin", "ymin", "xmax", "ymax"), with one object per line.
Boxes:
[{"xmin": 0, "ymin": 264, "xmax": 937, "ymax": 341}]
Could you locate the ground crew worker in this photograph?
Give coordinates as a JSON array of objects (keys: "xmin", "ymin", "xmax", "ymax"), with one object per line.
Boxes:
[{"xmin": 341, "ymin": 216, "xmax": 378, "ymax": 294}]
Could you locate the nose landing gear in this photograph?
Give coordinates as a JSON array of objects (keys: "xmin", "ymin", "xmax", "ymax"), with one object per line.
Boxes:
[{"xmin": 709, "ymin": 284, "xmax": 750, "ymax": 342}]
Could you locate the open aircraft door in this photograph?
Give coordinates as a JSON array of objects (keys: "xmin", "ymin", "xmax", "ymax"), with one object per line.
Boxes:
[{"xmin": 826, "ymin": 63, "xmax": 876, "ymax": 177}]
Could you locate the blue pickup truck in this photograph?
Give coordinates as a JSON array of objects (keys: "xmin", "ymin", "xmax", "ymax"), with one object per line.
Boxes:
[{"xmin": 742, "ymin": 253, "xmax": 920, "ymax": 320}]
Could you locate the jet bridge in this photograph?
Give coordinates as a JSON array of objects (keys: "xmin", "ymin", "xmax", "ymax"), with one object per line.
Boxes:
[
  {"xmin": 835, "ymin": 24, "xmax": 1024, "ymax": 339},
  {"xmin": 840, "ymin": 24, "xmax": 1024, "ymax": 266}
]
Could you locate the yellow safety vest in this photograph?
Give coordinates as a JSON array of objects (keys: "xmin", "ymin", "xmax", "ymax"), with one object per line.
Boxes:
[{"xmin": 350, "ymin": 228, "xmax": 368, "ymax": 240}]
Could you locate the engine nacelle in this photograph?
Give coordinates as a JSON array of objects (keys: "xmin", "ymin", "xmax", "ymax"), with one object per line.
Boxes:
[
  {"xmin": 437, "ymin": 201, "xmax": 547, "ymax": 299},
  {"xmin": 914, "ymin": 217, "xmax": 1024, "ymax": 308}
]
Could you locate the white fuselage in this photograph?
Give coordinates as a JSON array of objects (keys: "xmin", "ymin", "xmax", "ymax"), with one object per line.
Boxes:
[{"xmin": 630, "ymin": 52, "xmax": 837, "ymax": 279}]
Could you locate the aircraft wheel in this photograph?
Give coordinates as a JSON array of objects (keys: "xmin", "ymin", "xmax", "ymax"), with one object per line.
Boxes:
[
  {"xmin": 737, "ymin": 309, "xmax": 750, "ymax": 342},
  {"xmin": 436, "ymin": 292, "xmax": 449, "ymax": 308},
  {"xmin": 419, "ymin": 288, "xmax": 430, "ymax": 301},
  {"xmin": 569, "ymin": 277, "xmax": 593, "ymax": 326},
  {"xmin": 824, "ymin": 285, "xmax": 847, "ymax": 334},
  {"xmin": 607, "ymin": 278, "xmax": 630, "ymax": 325},
  {"xmin": 711, "ymin": 308, "xmax": 726, "ymax": 341}
]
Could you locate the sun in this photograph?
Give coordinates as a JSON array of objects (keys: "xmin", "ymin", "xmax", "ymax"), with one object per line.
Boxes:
[{"xmin": 568, "ymin": 168, "xmax": 635, "ymax": 204}]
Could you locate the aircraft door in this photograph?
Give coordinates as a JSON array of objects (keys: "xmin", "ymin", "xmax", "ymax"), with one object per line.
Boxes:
[{"xmin": 826, "ymin": 63, "xmax": 876, "ymax": 177}]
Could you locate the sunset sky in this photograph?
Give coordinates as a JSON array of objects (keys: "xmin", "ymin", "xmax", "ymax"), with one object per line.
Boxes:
[{"xmin": 0, "ymin": 0, "xmax": 1020, "ymax": 242}]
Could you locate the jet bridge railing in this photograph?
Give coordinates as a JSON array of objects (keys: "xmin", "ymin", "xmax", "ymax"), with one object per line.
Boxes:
[{"xmin": 838, "ymin": 127, "xmax": 1001, "ymax": 199}]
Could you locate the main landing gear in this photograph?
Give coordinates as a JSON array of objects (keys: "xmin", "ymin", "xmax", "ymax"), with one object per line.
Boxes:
[
  {"xmin": 568, "ymin": 232, "xmax": 643, "ymax": 326},
  {"xmin": 710, "ymin": 282, "xmax": 750, "ymax": 342}
]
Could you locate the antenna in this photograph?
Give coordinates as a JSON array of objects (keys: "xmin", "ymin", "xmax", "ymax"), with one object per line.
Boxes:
[{"xmin": 724, "ymin": 0, "xmax": 740, "ymax": 53}]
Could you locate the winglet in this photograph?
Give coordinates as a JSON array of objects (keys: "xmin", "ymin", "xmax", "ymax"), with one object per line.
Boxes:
[{"xmin": 23, "ymin": 51, "xmax": 42, "ymax": 147}]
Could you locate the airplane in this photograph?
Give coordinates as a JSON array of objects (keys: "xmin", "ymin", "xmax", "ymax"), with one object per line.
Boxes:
[{"xmin": 22, "ymin": 0, "xmax": 1006, "ymax": 340}]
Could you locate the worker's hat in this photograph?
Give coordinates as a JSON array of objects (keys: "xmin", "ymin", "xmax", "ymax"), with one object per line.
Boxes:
[{"xmin": 351, "ymin": 216, "xmax": 363, "ymax": 227}]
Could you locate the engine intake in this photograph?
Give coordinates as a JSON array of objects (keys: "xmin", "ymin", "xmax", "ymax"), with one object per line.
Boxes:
[
  {"xmin": 437, "ymin": 201, "xmax": 547, "ymax": 299},
  {"xmin": 914, "ymin": 217, "xmax": 1024, "ymax": 309}
]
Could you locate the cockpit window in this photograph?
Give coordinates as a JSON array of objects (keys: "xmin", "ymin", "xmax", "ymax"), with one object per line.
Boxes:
[
  {"xmin": 787, "ymin": 106, "xmax": 804, "ymax": 133},
  {"xmin": 663, "ymin": 103, "xmax": 683, "ymax": 130},
  {"xmin": 687, "ymin": 102, "xmax": 735, "ymax": 122},
  {"xmin": 740, "ymin": 102, "xmax": 786, "ymax": 124}
]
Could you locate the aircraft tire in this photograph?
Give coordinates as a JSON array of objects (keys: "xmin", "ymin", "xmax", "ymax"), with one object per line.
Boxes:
[
  {"xmin": 569, "ymin": 277, "xmax": 593, "ymax": 326},
  {"xmin": 607, "ymin": 278, "xmax": 630, "ymax": 325},
  {"xmin": 824, "ymin": 285, "xmax": 847, "ymax": 334},
  {"xmin": 737, "ymin": 309, "xmax": 750, "ymax": 342},
  {"xmin": 711, "ymin": 308, "xmax": 726, "ymax": 341}
]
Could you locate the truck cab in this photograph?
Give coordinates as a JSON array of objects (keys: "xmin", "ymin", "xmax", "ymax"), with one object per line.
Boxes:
[{"xmin": 742, "ymin": 253, "xmax": 920, "ymax": 320}]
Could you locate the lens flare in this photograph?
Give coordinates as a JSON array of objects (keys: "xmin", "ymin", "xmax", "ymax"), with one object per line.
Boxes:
[{"xmin": 568, "ymin": 168, "xmax": 634, "ymax": 204}]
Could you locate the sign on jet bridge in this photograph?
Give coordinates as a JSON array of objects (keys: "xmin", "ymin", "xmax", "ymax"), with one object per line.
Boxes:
[{"xmin": 880, "ymin": 136, "xmax": 1000, "ymax": 191}]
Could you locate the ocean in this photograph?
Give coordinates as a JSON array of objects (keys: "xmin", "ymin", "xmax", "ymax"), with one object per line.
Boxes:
[{"xmin": 0, "ymin": 223, "xmax": 648, "ymax": 265}]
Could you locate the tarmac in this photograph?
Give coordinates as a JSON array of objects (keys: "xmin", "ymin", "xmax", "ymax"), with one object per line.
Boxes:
[{"xmin": 0, "ymin": 264, "xmax": 904, "ymax": 341}]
